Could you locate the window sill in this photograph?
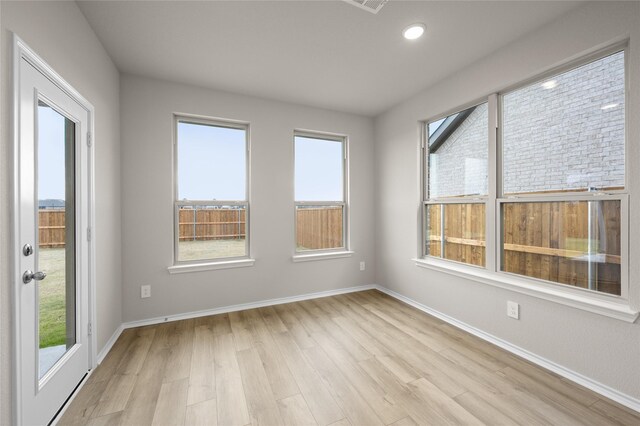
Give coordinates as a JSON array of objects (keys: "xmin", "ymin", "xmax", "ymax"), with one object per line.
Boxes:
[
  {"xmin": 292, "ymin": 251, "xmax": 354, "ymax": 263},
  {"xmin": 168, "ymin": 258, "xmax": 255, "ymax": 274},
  {"xmin": 413, "ymin": 257, "xmax": 639, "ymax": 323}
]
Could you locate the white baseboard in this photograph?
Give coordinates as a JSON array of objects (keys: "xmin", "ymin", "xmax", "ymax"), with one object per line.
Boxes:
[
  {"xmin": 121, "ymin": 284, "xmax": 377, "ymax": 330},
  {"xmin": 97, "ymin": 323, "xmax": 124, "ymax": 364},
  {"xmin": 374, "ymin": 285, "xmax": 640, "ymax": 414}
]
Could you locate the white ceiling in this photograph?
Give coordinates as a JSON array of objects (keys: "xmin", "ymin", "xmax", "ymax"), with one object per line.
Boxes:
[{"xmin": 77, "ymin": 0, "xmax": 582, "ymax": 117}]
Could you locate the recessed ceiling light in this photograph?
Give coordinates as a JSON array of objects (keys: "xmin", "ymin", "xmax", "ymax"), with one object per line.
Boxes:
[
  {"xmin": 601, "ymin": 103, "xmax": 619, "ymax": 110},
  {"xmin": 403, "ymin": 23, "xmax": 425, "ymax": 40},
  {"xmin": 541, "ymin": 80, "xmax": 557, "ymax": 90}
]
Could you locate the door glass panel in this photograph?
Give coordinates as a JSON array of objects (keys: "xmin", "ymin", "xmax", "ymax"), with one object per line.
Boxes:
[{"xmin": 37, "ymin": 100, "xmax": 76, "ymax": 379}]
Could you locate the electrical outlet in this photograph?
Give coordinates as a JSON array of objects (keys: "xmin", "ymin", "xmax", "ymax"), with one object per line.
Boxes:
[
  {"xmin": 507, "ymin": 301, "xmax": 519, "ymax": 319},
  {"xmin": 360, "ymin": 261, "xmax": 366, "ymax": 271},
  {"xmin": 141, "ymin": 285, "xmax": 151, "ymax": 299}
]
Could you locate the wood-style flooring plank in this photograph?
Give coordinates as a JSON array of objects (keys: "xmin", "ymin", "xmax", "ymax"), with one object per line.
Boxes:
[
  {"xmin": 163, "ymin": 319, "xmax": 195, "ymax": 383},
  {"xmin": 85, "ymin": 411, "xmax": 122, "ymax": 426},
  {"xmin": 213, "ymin": 333, "xmax": 251, "ymax": 426},
  {"xmin": 118, "ymin": 321, "xmax": 176, "ymax": 425},
  {"xmin": 185, "ymin": 398, "xmax": 217, "ymax": 426},
  {"xmin": 57, "ymin": 379, "xmax": 110, "ymax": 425},
  {"xmin": 88, "ymin": 329, "xmax": 136, "ymax": 384},
  {"xmin": 59, "ymin": 290, "xmax": 638, "ymax": 426},
  {"xmin": 271, "ymin": 331, "xmax": 344, "ymax": 426},
  {"xmin": 590, "ymin": 398, "xmax": 640, "ymax": 426},
  {"xmin": 273, "ymin": 303, "xmax": 317, "ymax": 350},
  {"xmin": 91, "ymin": 374, "xmax": 137, "ymax": 418},
  {"xmin": 302, "ymin": 346, "xmax": 385, "ymax": 426},
  {"xmin": 187, "ymin": 324, "xmax": 216, "ymax": 405},
  {"xmin": 249, "ymin": 312, "xmax": 300, "ymax": 400},
  {"xmin": 310, "ymin": 331, "xmax": 406, "ymax": 424},
  {"xmin": 151, "ymin": 377, "xmax": 189, "ymax": 426},
  {"xmin": 114, "ymin": 327, "xmax": 155, "ymax": 376},
  {"xmin": 228, "ymin": 310, "xmax": 253, "ymax": 352},
  {"xmin": 277, "ymin": 394, "xmax": 317, "ymax": 426},
  {"xmin": 236, "ymin": 348, "xmax": 283, "ymax": 425}
]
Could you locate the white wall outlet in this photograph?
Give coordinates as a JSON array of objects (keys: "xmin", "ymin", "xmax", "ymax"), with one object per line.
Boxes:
[
  {"xmin": 360, "ymin": 261, "xmax": 366, "ymax": 271},
  {"xmin": 141, "ymin": 285, "xmax": 151, "ymax": 299},
  {"xmin": 507, "ymin": 301, "xmax": 519, "ymax": 319}
]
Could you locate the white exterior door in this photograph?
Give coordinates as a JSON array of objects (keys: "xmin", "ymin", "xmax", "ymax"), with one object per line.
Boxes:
[{"xmin": 15, "ymin": 45, "xmax": 92, "ymax": 425}]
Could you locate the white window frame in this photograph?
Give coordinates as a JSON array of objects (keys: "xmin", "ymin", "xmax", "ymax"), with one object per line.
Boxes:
[
  {"xmin": 416, "ymin": 42, "xmax": 637, "ymax": 322},
  {"xmin": 422, "ymin": 99, "xmax": 490, "ymax": 269},
  {"xmin": 169, "ymin": 114, "xmax": 254, "ymax": 273},
  {"xmin": 293, "ymin": 130, "xmax": 351, "ymax": 261}
]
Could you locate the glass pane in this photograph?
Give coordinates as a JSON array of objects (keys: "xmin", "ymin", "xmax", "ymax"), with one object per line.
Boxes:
[
  {"xmin": 503, "ymin": 51, "xmax": 625, "ymax": 195},
  {"xmin": 296, "ymin": 205, "xmax": 344, "ymax": 251},
  {"xmin": 501, "ymin": 200, "xmax": 621, "ymax": 295},
  {"xmin": 37, "ymin": 101, "xmax": 76, "ymax": 379},
  {"xmin": 177, "ymin": 121, "xmax": 246, "ymax": 201},
  {"xmin": 428, "ymin": 103, "xmax": 488, "ymax": 198},
  {"xmin": 426, "ymin": 203, "xmax": 485, "ymax": 266},
  {"xmin": 295, "ymin": 136, "xmax": 344, "ymax": 202},
  {"xmin": 177, "ymin": 205, "xmax": 246, "ymax": 261}
]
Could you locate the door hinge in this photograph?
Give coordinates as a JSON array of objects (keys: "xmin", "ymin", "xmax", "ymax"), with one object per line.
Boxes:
[
  {"xmin": 87, "ymin": 227, "xmax": 92, "ymax": 242},
  {"xmin": 87, "ymin": 132, "xmax": 92, "ymax": 147},
  {"xmin": 88, "ymin": 322, "xmax": 92, "ymax": 336}
]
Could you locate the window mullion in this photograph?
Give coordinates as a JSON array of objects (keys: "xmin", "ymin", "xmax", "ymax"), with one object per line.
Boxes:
[{"xmin": 487, "ymin": 94, "xmax": 498, "ymax": 273}]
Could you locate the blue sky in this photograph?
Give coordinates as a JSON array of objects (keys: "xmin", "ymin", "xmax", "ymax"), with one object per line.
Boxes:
[
  {"xmin": 39, "ymin": 116, "xmax": 344, "ymax": 202},
  {"xmin": 177, "ymin": 122, "xmax": 343, "ymax": 202},
  {"xmin": 294, "ymin": 136, "xmax": 343, "ymax": 201},
  {"xmin": 178, "ymin": 122, "xmax": 246, "ymax": 200},
  {"xmin": 38, "ymin": 105, "xmax": 67, "ymax": 201}
]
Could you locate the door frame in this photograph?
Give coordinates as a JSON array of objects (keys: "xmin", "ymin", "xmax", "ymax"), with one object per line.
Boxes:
[{"xmin": 11, "ymin": 33, "xmax": 97, "ymax": 424}]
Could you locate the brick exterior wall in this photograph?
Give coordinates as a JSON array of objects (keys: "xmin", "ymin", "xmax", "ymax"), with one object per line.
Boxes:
[
  {"xmin": 429, "ymin": 103, "xmax": 488, "ymax": 198},
  {"xmin": 429, "ymin": 51, "xmax": 625, "ymax": 197}
]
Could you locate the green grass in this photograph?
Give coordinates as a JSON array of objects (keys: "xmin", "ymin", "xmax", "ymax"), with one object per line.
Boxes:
[
  {"xmin": 178, "ymin": 239, "xmax": 246, "ymax": 261},
  {"xmin": 38, "ymin": 240, "xmax": 247, "ymax": 348},
  {"xmin": 38, "ymin": 248, "xmax": 67, "ymax": 349}
]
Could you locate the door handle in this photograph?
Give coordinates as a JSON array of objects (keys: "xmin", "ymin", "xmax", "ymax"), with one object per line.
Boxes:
[{"xmin": 23, "ymin": 270, "xmax": 46, "ymax": 284}]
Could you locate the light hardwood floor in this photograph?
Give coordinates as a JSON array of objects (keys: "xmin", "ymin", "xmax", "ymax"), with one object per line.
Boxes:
[{"xmin": 59, "ymin": 290, "xmax": 640, "ymax": 426}]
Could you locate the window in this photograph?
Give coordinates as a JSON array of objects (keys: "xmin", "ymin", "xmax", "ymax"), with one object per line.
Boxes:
[
  {"xmin": 500, "ymin": 50, "xmax": 625, "ymax": 296},
  {"xmin": 174, "ymin": 117, "xmax": 249, "ymax": 264},
  {"xmin": 294, "ymin": 132, "xmax": 347, "ymax": 253},
  {"xmin": 424, "ymin": 103, "xmax": 488, "ymax": 267},
  {"xmin": 421, "ymin": 46, "xmax": 628, "ymax": 303}
]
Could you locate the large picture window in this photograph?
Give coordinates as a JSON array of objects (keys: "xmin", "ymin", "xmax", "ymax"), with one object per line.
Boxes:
[
  {"xmin": 422, "ymin": 46, "xmax": 627, "ymax": 301},
  {"xmin": 294, "ymin": 132, "xmax": 347, "ymax": 253},
  {"xmin": 174, "ymin": 117, "xmax": 249, "ymax": 264},
  {"xmin": 500, "ymin": 50, "xmax": 625, "ymax": 296}
]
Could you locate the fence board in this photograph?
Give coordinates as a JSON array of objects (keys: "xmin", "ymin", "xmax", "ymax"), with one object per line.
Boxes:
[
  {"xmin": 296, "ymin": 207, "xmax": 343, "ymax": 250},
  {"xmin": 39, "ymin": 210, "xmax": 66, "ymax": 248}
]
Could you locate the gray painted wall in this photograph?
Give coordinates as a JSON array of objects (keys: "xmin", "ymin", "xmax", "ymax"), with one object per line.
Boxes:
[
  {"xmin": 0, "ymin": 2, "xmax": 122, "ymax": 422},
  {"xmin": 375, "ymin": 1, "xmax": 640, "ymax": 401},
  {"xmin": 120, "ymin": 74, "xmax": 375, "ymax": 323}
]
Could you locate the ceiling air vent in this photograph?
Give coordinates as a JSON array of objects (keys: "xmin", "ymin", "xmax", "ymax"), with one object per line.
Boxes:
[{"xmin": 342, "ymin": 0, "xmax": 389, "ymax": 14}]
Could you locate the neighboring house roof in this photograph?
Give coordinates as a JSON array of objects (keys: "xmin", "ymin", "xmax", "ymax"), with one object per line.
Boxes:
[{"xmin": 428, "ymin": 106, "xmax": 476, "ymax": 153}]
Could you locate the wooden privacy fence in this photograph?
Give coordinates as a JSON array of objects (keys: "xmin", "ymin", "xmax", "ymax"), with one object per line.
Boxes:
[
  {"xmin": 38, "ymin": 207, "xmax": 345, "ymax": 250},
  {"xmin": 296, "ymin": 206, "xmax": 343, "ymax": 250},
  {"xmin": 39, "ymin": 210, "xmax": 66, "ymax": 248},
  {"xmin": 178, "ymin": 208, "xmax": 246, "ymax": 241},
  {"xmin": 427, "ymin": 201, "xmax": 621, "ymax": 295}
]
